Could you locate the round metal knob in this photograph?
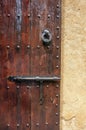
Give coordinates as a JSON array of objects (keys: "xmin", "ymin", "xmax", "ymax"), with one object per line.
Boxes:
[{"xmin": 41, "ymin": 29, "xmax": 52, "ymax": 46}]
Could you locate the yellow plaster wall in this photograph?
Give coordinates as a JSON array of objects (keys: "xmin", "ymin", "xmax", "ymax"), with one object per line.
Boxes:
[{"xmin": 61, "ymin": 0, "xmax": 86, "ymax": 130}]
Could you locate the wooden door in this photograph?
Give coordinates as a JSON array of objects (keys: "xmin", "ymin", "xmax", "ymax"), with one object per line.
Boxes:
[{"xmin": 0, "ymin": 0, "xmax": 61, "ymax": 130}]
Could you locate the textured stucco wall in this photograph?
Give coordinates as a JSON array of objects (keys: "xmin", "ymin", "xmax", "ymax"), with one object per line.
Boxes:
[{"xmin": 61, "ymin": 0, "xmax": 86, "ymax": 130}]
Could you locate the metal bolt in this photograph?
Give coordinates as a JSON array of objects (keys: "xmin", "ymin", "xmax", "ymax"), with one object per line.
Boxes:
[
  {"xmin": 36, "ymin": 123, "xmax": 39, "ymax": 126},
  {"xmin": 56, "ymin": 55, "xmax": 59, "ymax": 59},
  {"xmin": 7, "ymin": 86, "xmax": 10, "ymax": 89},
  {"xmin": 37, "ymin": 85, "xmax": 39, "ymax": 88},
  {"xmin": 28, "ymin": 14, "xmax": 30, "ymax": 17},
  {"xmin": 6, "ymin": 45, "xmax": 10, "ymax": 49},
  {"xmin": 47, "ymin": 46, "xmax": 50, "ymax": 49},
  {"xmin": 56, "ymin": 122, "xmax": 58, "ymax": 125},
  {"xmin": 56, "ymin": 65, "xmax": 59, "ymax": 68},
  {"xmin": 57, "ymin": 4, "xmax": 59, "ymax": 8},
  {"xmin": 56, "ymin": 104, "xmax": 58, "ymax": 107},
  {"xmin": 56, "ymin": 26, "xmax": 60, "ymax": 29},
  {"xmin": 27, "ymin": 86, "xmax": 30, "ymax": 89},
  {"xmin": 17, "ymin": 124, "xmax": 20, "ymax": 127},
  {"xmin": 56, "ymin": 94, "xmax": 59, "ymax": 97},
  {"xmin": 47, "ymin": 85, "xmax": 49, "ymax": 88},
  {"xmin": 37, "ymin": 45, "xmax": 40, "ymax": 49},
  {"xmin": 26, "ymin": 123, "xmax": 29, "ymax": 127},
  {"xmin": 17, "ymin": 14, "xmax": 20, "ymax": 18},
  {"xmin": 7, "ymin": 124, "xmax": 10, "ymax": 127},
  {"xmin": 48, "ymin": 14, "xmax": 51, "ymax": 18},
  {"xmin": 56, "ymin": 15, "xmax": 60, "ymax": 18},
  {"xmin": 56, "ymin": 113, "xmax": 58, "ymax": 116},
  {"xmin": 37, "ymin": 14, "xmax": 41, "ymax": 18},
  {"xmin": 56, "ymin": 45, "xmax": 59, "ymax": 49},
  {"xmin": 16, "ymin": 86, "xmax": 20, "ymax": 89},
  {"xmin": 7, "ymin": 14, "xmax": 10, "ymax": 17},
  {"xmin": 56, "ymin": 84, "xmax": 59, "ymax": 88},
  {"xmin": 45, "ymin": 122, "xmax": 48, "ymax": 125},
  {"xmin": 27, "ymin": 45, "xmax": 30, "ymax": 49},
  {"xmin": 17, "ymin": 45, "xmax": 20, "ymax": 49},
  {"xmin": 57, "ymin": 36, "xmax": 60, "ymax": 39}
]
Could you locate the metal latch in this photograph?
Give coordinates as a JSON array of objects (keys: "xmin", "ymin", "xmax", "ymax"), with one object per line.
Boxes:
[{"xmin": 7, "ymin": 76, "xmax": 60, "ymax": 105}]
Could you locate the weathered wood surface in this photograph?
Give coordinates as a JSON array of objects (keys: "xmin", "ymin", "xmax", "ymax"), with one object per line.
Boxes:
[{"xmin": 0, "ymin": 0, "xmax": 61, "ymax": 130}]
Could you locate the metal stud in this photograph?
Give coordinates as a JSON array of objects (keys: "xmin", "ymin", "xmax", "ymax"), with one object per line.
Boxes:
[
  {"xmin": 56, "ymin": 55, "xmax": 59, "ymax": 59},
  {"xmin": 37, "ymin": 85, "xmax": 39, "ymax": 88},
  {"xmin": 56, "ymin": 45, "xmax": 59, "ymax": 49},
  {"xmin": 56, "ymin": 65, "xmax": 59, "ymax": 68},
  {"xmin": 48, "ymin": 14, "xmax": 51, "ymax": 18},
  {"xmin": 17, "ymin": 124, "xmax": 20, "ymax": 127},
  {"xmin": 16, "ymin": 45, "xmax": 20, "ymax": 49},
  {"xmin": 47, "ymin": 46, "xmax": 50, "ymax": 49},
  {"xmin": 7, "ymin": 124, "xmax": 10, "ymax": 127},
  {"xmin": 56, "ymin": 104, "xmax": 58, "ymax": 107},
  {"xmin": 56, "ymin": 122, "xmax": 58, "ymax": 125},
  {"xmin": 37, "ymin": 45, "xmax": 40, "ymax": 49},
  {"xmin": 45, "ymin": 122, "xmax": 48, "ymax": 125},
  {"xmin": 17, "ymin": 14, "xmax": 20, "ymax": 18},
  {"xmin": 37, "ymin": 14, "xmax": 41, "ymax": 18},
  {"xmin": 16, "ymin": 86, "xmax": 20, "ymax": 89},
  {"xmin": 26, "ymin": 123, "xmax": 29, "ymax": 127},
  {"xmin": 36, "ymin": 123, "xmax": 39, "ymax": 126},
  {"xmin": 56, "ymin": 113, "xmax": 58, "ymax": 116},
  {"xmin": 7, "ymin": 86, "xmax": 10, "ymax": 89},
  {"xmin": 7, "ymin": 14, "xmax": 10, "ymax": 17},
  {"xmin": 6, "ymin": 45, "xmax": 10, "ymax": 49},
  {"xmin": 57, "ymin": 36, "xmax": 60, "ymax": 39},
  {"xmin": 56, "ymin": 84, "xmax": 59, "ymax": 88},
  {"xmin": 56, "ymin": 26, "xmax": 60, "ymax": 30},
  {"xmin": 56, "ymin": 94, "xmax": 59, "ymax": 97},
  {"xmin": 57, "ymin": 4, "xmax": 59, "ymax": 8},
  {"xmin": 27, "ymin": 86, "xmax": 30, "ymax": 89},
  {"xmin": 27, "ymin": 45, "xmax": 30, "ymax": 49},
  {"xmin": 46, "ymin": 85, "xmax": 49, "ymax": 88},
  {"xmin": 28, "ymin": 14, "xmax": 30, "ymax": 17},
  {"xmin": 56, "ymin": 15, "xmax": 60, "ymax": 18}
]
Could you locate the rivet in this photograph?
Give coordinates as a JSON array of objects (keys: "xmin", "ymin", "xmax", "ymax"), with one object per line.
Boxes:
[
  {"xmin": 56, "ymin": 45, "xmax": 59, "ymax": 49},
  {"xmin": 48, "ymin": 14, "xmax": 51, "ymax": 18},
  {"xmin": 56, "ymin": 122, "xmax": 58, "ymax": 125},
  {"xmin": 27, "ymin": 86, "xmax": 30, "ymax": 89},
  {"xmin": 56, "ymin": 15, "xmax": 60, "ymax": 18},
  {"xmin": 17, "ymin": 45, "xmax": 20, "ymax": 49},
  {"xmin": 7, "ymin": 86, "xmax": 10, "ymax": 89},
  {"xmin": 17, "ymin": 14, "xmax": 20, "ymax": 18},
  {"xmin": 37, "ymin": 85, "xmax": 39, "ymax": 88},
  {"xmin": 37, "ymin": 14, "xmax": 41, "ymax": 18},
  {"xmin": 36, "ymin": 123, "xmax": 39, "ymax": 126},
  {"xmin": 45, "ymin": 122, "xmax": 48, "ymax": 125},
  {"xmin": 56, "ymin": 104, "xmax": 58, "ymax": 107},
  {"xmin": 16, "ymin": 86, "xmax": 20, "ymax": 89},
  {"xmin": 57, "ymin": 36, "xmax": 60, "ymax": 39},
  {"xmin": 57, "ymin": 4, "xmax": 59, "ymax": 8},
  {"xmin": 56, "ymin": 113, "xmax": 59, "ymax": 116},
  {"xmin": 37, "ymin": 45, "xmax": 40, "ymax": 49},
  {"xmin": 56, "ymin": 84, "xmax": 59, "ymax": 88},
  {"xmin": 28, "ymin": 14, "xmax": 30, "ymax": 17},
  {"xmin": 56, "ymin": 94, "xmax": 59, "ymax": 97},
  {"xmin": 56, "ymin": 26, "xmax": 60, "ymax": 29},
  {"xmin": 7, "ymin": 124, "xmax": 10, "ymax": 127},
  {"xmin": 47, "ymin": 46, "xmax": 50, "ymax": 49},
  {"xmin": 27, "ymin": 45, "xmax": 30, "ymax": 49},
  {"xmin": 7, "ymin": 14, "xmax": 10, "ymax": 17},
  {"xmin": 47, "ymin": 85, "xmax": 49, "ymax": 88},
  {"xmin": 56, "ymin": 55, "xmax": 59, "ymax": 59},
  {"xmin": 56, "ymin": 65, "xmax": 59, "ymax": 68},
  {"xmin": 26, "ymin": 123, "xmax": 29, "ymax": 127},
  {"xmin": 17, "ymin": 124, "xmax": 20, "ymax": 127},
  {"xmin": 6, "ymin": 45, "xmax": 10, "ymax": 49}
]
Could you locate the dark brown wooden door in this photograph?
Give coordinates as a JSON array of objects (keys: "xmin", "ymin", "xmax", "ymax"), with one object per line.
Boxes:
[{"xmin": 0, "ymin": 0, "xmax": 61, "ymax": 130}]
